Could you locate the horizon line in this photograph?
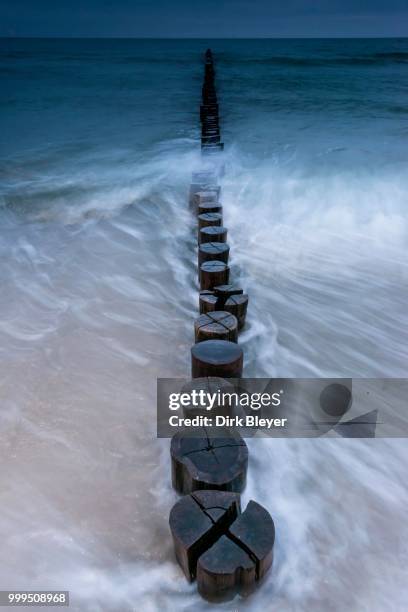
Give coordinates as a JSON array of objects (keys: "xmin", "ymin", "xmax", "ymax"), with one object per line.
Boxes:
[{"xmin": 1, "ymin": 35, "xmax": 407, "ymax": 40}]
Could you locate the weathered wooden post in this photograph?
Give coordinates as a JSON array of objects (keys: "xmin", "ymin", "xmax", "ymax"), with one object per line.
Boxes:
[
  {"xmin": 171, "ymin": 429, "xmax": 248, "ymax": 493},
  {"xmin": 199, "ymin": 260, "xmax": 229, "ymax": 289},
  {"xmin": 198, "ymin": 201, "xmax": 223, "ymax": 215},
  {"xmin": 191, "ymin": 339, "xmax": 243, "ymax": 378},
  {"xmin": 198, "ymin": 242, "xmax": 230, "ymax": 266},
  {"xmin": 200, "ymin": 103, "xmax": 219, "ymax": 117},
  {"xmin": 200, "ymin": 290, "xmax": 248, "ymax": 329},
  {"xmin": 197, "ymin": 501, "xmax": 275, "ymax": 602},
  {"xmin": 193, "ymin": 190, "xmax": 220, "ymax": 208},
  {"xmin": 169, "ymin": 490, "xmax": 241, "ymax": 580},
  {"xmin": 214, "ymin": 285, "xmax": 244, "ymax": 302},
  {"xmin": 190, "ymin": 184, "xmax": 220, "ymax": 207},
  {"xmin": 194, "ymin": 311, "xmax": 238, "ymax": 343},
  {"xmin": 202, "ymin": 143, "xmax": 225, "ymax": 154},
  {"xmin": 202, "ymin": 135, "xmax": 221, "ymax": 145},
  {"xmin": 199, "ymin": 225, "xmax": 227, "ymax": 244},
  {"xmin": 198, "ymin": 212, "xmax": 223, "ymax": 230},
  {"xmin": 169, "ymin": 492, "xmax": 275, "ymax": 602}
]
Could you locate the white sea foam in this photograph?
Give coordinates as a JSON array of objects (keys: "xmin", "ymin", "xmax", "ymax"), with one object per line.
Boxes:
[
  {"xmin": 1, "ymin": 37, "xmax": 407, "ymax": 611},
  {"xmin": 1, "ymin": 141, "xmax": 407, "ymax": 611}
]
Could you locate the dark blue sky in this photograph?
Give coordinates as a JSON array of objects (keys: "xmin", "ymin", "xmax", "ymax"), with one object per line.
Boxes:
[{"xmin": 1, "ymin": 0, "xmax": 407, "ymax": 38}]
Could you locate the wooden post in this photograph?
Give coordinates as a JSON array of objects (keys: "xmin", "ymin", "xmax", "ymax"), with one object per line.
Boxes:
[
  {"xmin": 171, "ymin": 428, "xmax": 248, "ymax": 493},
  {"xmin": 203, "ymin": 121, "xmax": 219, "ymax": 127},
  {"xmin": 202, "ymin": 121, "xmax": 219, "ymax": 136},
  {"xmin": 202, "ymin": 135, "xmax": 221, "ymax": 145},
  {"xmin": 199, "ymin": 226, "xmax": 227, "ymax": 244},
  {"xmin": 198, "ymin": 212, "xmax": 222, "ymax": 230},
  {"xmin": 202, "ymin": 143, "xmax": 224, "ymax": 153},
  {"xmin": 169, "ymin": 492, "xmax": 275, "ymax": 602},
  {"xmin": 191, "ymin": 339, "xmax": 243, "ymax": 377},
  {"xmin": 169, "ymin": 490, "xmax": 241, "ymax": 580},
  {"xmin": 200, "ymin": 104, "xmax": 219, "ymax": 118},
  {"xmin": 214, "ymin": 285, "xmax": 243, "ymax": 301},
  {"xmin": 198, "ymin": 201, "xmax": 223, "ymax": 215},
  {"xmin": 199, "ymin": 290, "xmax": 248, "ymax": 329},
  {"xmin": 197, "ymin": 501, "xmax": 275, "ymax": 602},
  {"xmin": 214, "ymin": 285, "xmax": 244, "ymax": 308},
  {"xmin": 189, "ymin": 183, "xmax": 220, "ymax": 206},
  {"xmin": 194, "ymin": 311, "xmax": 238, "ymax": 343},
  {"xmin": 199, "ymin": 261, "xmax": 229, "ymax": 289},
  {"xmin": 193, "ymin": 190, "xmax": 219, "ymax": 208},
  {"xmin": 198, "ymin": 537, "xmax": 255, "ymax": 602},
  {"xmin": 202, "ymin": 128, "xmax": 220, "ymax": 136},
  {"xmin": 198, "ymin": 242, "xmax": 229, "ymax": 266}
]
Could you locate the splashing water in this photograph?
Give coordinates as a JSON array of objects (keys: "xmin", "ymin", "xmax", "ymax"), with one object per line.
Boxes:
[{"xmin": 0, "ymin": 38, "xmax": 407, "ymax": 611}]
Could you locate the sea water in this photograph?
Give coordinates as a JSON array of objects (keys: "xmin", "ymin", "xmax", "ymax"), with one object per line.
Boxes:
[{"xmin": 1, "ymin": 38, "xmax": 407, "ymax": 611}]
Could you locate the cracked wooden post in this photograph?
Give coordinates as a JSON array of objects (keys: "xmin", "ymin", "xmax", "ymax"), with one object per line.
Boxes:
[
  {"xmin": 199, "ymin": 225, "xmax": 227, "ymax": 244},
  {"xmin": 169, "ymin": 490, "xmax": 241, "ymax": 579},
  {"xmin": 198, "ymin": 212, "xmax": 223, "ymax": 230},
  {"xmin": 194, "ymin": 311, "xmax": 238, "ymax": 343},
  {"xmin": 197, "ymin": 500, "xmax": 275, "ymax": 602},
  {"xmin": 199, "ymin": 260, "xmax": 229, "ymax": 290},
  {"xmin": 200, "ymin": 288, "xmax": 248, "ymax": 329},
  {"xmin": 199, "ymin": 242, "xmax": 230, "ymax": 266},
  {"xmin": 171, "ymin": 428, "xmax": 248, "ymax": 493},
  {"xmin": 169, "ymin": 492, "xmax": 275, "ymax": 602}
]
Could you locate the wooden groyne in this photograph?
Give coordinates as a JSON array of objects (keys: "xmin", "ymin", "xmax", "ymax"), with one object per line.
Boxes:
[{"xmin": 168, "ymin": 49, "xmax": 275, "ymax": 603}]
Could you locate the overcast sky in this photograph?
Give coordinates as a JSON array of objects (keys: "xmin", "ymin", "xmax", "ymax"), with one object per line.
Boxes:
[{"xmin": 1, "ymin": 0, "xmax": 407, "ymax": 38}]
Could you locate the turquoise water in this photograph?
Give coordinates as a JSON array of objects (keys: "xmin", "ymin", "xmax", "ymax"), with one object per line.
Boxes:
[{"xmin": 0, "ymin": 38, "xmax": 407, "ymax": 610}]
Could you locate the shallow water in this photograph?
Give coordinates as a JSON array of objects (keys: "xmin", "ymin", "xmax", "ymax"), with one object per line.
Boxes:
[{"xmin": 0, "ymin": 38, "xmax": 407, "ymax": 611}]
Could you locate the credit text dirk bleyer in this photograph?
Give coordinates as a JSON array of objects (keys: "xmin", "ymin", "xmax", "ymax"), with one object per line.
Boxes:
[{"xmin": 168, "ymin": 415, "xmax": 288, "ymax": 429}]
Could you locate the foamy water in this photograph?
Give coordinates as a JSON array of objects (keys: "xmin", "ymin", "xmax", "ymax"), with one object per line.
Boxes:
[{"xmin": 1, "ymin": 38, "xmax": 407, "ymax": 611}]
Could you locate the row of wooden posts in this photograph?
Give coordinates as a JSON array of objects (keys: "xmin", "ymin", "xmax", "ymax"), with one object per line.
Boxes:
[{"xmin": 168, "ymin": 50, "xmax": 275, "ymax": 603}]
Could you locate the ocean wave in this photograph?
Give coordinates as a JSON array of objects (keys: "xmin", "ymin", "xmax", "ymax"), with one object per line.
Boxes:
[
  {"xmin": 1, "ymin": 39, "xmax": 407, "ymax": 611},
  {"xmin": 236, "ymin": 51, "xmax": 408, "ymax": 67}
]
